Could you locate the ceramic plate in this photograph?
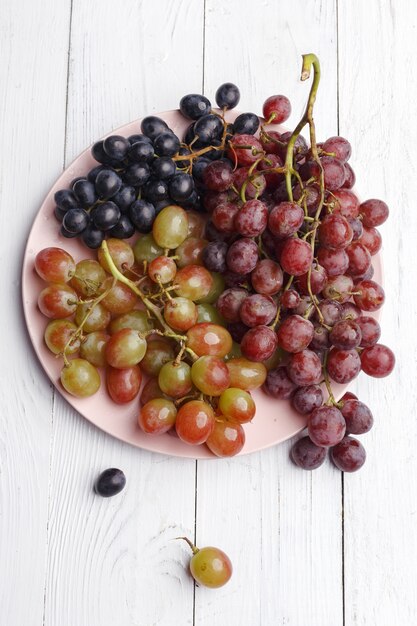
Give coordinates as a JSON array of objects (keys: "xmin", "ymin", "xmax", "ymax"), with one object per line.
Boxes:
[{"xmin": 22, "ymin": 110, "xmax": 382, "ymax": 458}]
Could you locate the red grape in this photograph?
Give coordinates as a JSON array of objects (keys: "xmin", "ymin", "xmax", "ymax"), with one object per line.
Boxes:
[
  {"xmin": 308, "ymin": 406, "xmax": 346, "ymax": 447},
  {"xmin": 218, "ymin": 387, "xmax": 255, "ymax": 423},
  {"xmin": 341, "ymin": 399, "xmax": 374, "ymax": 435},
  {"xmin": 268, "ymin": 202, "xmax": 304, "ymax": 239},
  {"xmin": 106, "ymin": 365, "xmax": 142, "ymax": 403},
  {"xmin": 280, "ymin": 238, "xmax": 313, "ymax": 276},
  {"xmin": 277, "ymin": 315, "xmax": 314, "ymax": 353},
  {"xmin": 360, "ymin": 199, "xmax": 389, "ymax": 227},
  {"xmin": 202, "ymin": 160, "xmax": 233, "ymax": 191},
  {"xmin": 287, "ymin": 349, "xmax": 322, "ymax": 386},
  {"xmin": 310, "ymin": 156, "xmax": 346, "ymax": 191},
  {"xmin": 359, "ymin": 227, "xmax": 382, "ymax": 256},
  {"xmin": 297, "ymin": 264, "xmax": 328, "ymax": 295},
  {"xmin": 331, "ymin": 436, "xmax": 366, "ymax": 472},
  {"xmin": 263, "ymin": 94, "xmax": 291, "ymax": 123},
  {"xmin": 329, "ymin": 320, "xmax": 362, "ymax": 349},
  {"xmin": 354, "ymin": 280, "xmax": 385, "ymax": 311},
  {"xmin": 216, "ymin": 288, "xmax": 248, "ymax": 322},
  {"xmin": 317, "ymin": 247, "xmax": 349, "ymax": 277},
  {"xmin": 251, "ymin": 259, "xmax": 283, "ymax": 296},
  {"xmin": 175, "ymin": 400, "xmax": 215, "ymax": 445},
  {"xmin": 322, "ymin": 136, "xmax": 352, "ymax": 162},
  {"xmin": 241, "ymin": 325, "xmax": 278, "ymax": 361},
  {"xmin": 318, "ymin": 213, "xmax": 353, "ymax": 250},
  {"xmin": 212, "ymin": 202, "xmax": 240, "ymax": 233},
  {"xmin": 291, "ymin": 436, "xmax": 327, "ymax": 469},
  {"xmin": 292, "ymin": 385, "xmax": 323, "ymax": 414},
  {"xmin": 327, "ymin": 348, "xmax": 361, "ymax": 384},
  {"xmin": 226, "ymin": 238, "xmax": 259, "ymax": 274},
  {"xmin": 239, "ymin": 294, "xmax": 277, "ymax": 327},
  {"xmin": 227, "ymin": 134, "xmax": 263, "ymax": 166},
  {"xmin": 360, "ymin": 344, "xmax": 395, "ymax": 377},
  {"xmin": 186, "ymin": 323, "xmax": 232, "ymax": 357},
  {"xmin": 342, "ymin": 162, "xmax": 356, "ymax": 189},
  {"xmin": 356, "ymin": 316, "xmax": 381, "ymax": 347},
  {"xmin": 234, "ymin": 200, "xmax": 268, "ymax": 237},
  {"xmin": 346, "ymin": 242, "xmax": 372, "ymax": 277}
]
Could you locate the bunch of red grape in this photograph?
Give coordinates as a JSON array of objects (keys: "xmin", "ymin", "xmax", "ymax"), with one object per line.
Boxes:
[{"xmin": 35, "ymin": 54, "xmax": 395, "ymax": 470}]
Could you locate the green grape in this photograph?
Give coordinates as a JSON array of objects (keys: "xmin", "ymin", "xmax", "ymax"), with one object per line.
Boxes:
[
  {"xmin": 60, "ymin": 358, "xmax": 101, "ymax": 397},
  {"xmin": 264, "ymin": 347, "xmax": 286, "ymax": 371},
  {"xmin": 79, "ymin": 331, "xmax": 109, "ymax": 367},
  {"xmin": 164, "ymin": 297, "xmax": 198, "ymax": 331},
  {"xmin": 175, "ymin": 265, "xmax": 213, "ymax": 301},
  {"xmin": 191, "ymin": 356, "xmax": 230, "ymax": 396},
  {"xmin": 44, "ymin": 319, "xmax": 80, "ymax": 355},
  {"xmin": 175, "ymin": 237, "xmax": 207, "ymax": 268},
  {"xmin": 100, "ymin": 277, "xmax": 138, "ymax": 315},
  {"xmin": 75, "ymin": 302, "xmax": 111, "ymax": 332},
  {"xmin": 133, "ymin": 233, "xmax": 164, "ymax": 264},
  {"xmin": 70, "ymin": 259, "xmax": 106, "ymax": 297},
  {"xmin": 97, "ymin": 238, "xmax": 134, "ymax": 273},
  {"xmin": 138, "ymin": 398, "xmax": 177, "ymax": 434},
  {"xmin": 148, "ymin": 255, "xmax": 177, "ymax": 284},
  {"xmin": 196, "ymin": 303, "xmax": 226, "ymax": 326},
  {"xmin": 140, "ymin": 339, "xmax": 176, "ymax": 376},
  {"xmin": 196, "ymin": 272, "xmax": 225, "ymax": 304},
  {"xmin": 218, "ymin": 388, "xmax": 255, "ymax": 423},
  {"xmin": 186, "ymin": 323, "xmax": 232, "ymax": 358},
  {"xmin": 105, "ymin": 329, "xmax": 147, "ymax": 368},
  {"xmin": 226, "ymin": 357, "xmax": 267, "ymax": 390},
  {"xmin": 158, "ymin": 360, "xmax": 192, "ymax": 398},
  {"xmin": 109, "ymin": 310, "xmax": 153, "ymax": 335},
  {"xmin": 152, "ymin": 205, "xmax": 189, "ymax": 249},
  {"xmin": 184, "ymin": 540, "xmax": 232, "ymax": 588},
  {"xmin": 224, "ymin": 341, "xmax": 242, "ymax": 361}
]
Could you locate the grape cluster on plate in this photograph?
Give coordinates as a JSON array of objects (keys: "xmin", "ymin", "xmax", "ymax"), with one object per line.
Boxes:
[{"xmin": 36, "ymin": 53, "xmax": 395, "ymax": 469}]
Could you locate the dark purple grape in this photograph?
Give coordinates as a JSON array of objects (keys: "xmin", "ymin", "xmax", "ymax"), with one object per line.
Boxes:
[
  {"xmin": 292, "ymin": 385, "xmax": 323, "ymax": 415},
  {"xmin": 73, "ymin": 179, "xmax": 98, "ymax": 208},
  {"xmin": 95, "ymin": 468, "xmax": 126, "ymax": 497},
  {"xmin": 202, "ymin": 241, "xmax": 228, "ymax": 273},
  {"xmin": 154, "ymin": 132, "xmax": 180, "ymax": 157},
  {"xmin": 103, "ymin": 135, "xmax": 130, "ymax": 161},
  {"xmin": 123, "ymin": 163, "xmax": 151, "ymax": 187},
  {"xmin": 291, "ymin": 436, "xmax": 327, "ymax": 470},
  {"xmin": 233, "ymin": 112, "xmax": 260, "ymax": 135},
  {"xmin": 112, "ymin": 185, "xmax": 136, "ymax": 212},
  {"xmin": 91, "ymin": 201, "xmax": 120, "ymax": 231},
  {"xmin": 263, "ymin": 366, "xmax": 297, "ymax": 399},
  {"xmin": 128, "ymin": 141, "xmax": 155, "ymax": 163},
  {"xmin": 169, "ymin": 173, "xmax": 194, "ymax": 201},
  {"xmin": 54, "ymin": 189, "xmax": 79, "ymax": 211},
  {"xmin": 331, "ymin": 437, "xmax": 366, "ymax": 472},
  {"xmin": 215, "ymin": 83, "xmax": 240, "ymax": 109},
  {"xmin": 95, "ymin": 169, "xmax": 122, "ymax": 199},
  {"xmin": 62, "ymin": 208, "xmax": 89, "ymax": 234},
  {"xmin": 108, "ymin": 215, "xmax": 135, "ymax": 239},
  {"xmin": 82, "ymin": 224, "xmax": 105, "ymax": 249},
  {"xmin": 129, "ymin": 200, "xmax": 156, "ymax": 233},
  {"xmin": 141, "ymin": 116, "xmax": 170, "ymax": 141},
  {"xmin": 341, "ymin": 400, "xmax": 374, "ymax": 434},
  {"xmin": 180, "ymin": 93, "xmax": 211, "ymax": 120},
  {"xmin": 151, "ymin": 157, "xmax": 177, "ymax": 180}
]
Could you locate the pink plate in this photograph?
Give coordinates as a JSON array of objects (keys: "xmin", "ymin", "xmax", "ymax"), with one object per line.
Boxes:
[{"xmin": 22, "ymin": 110, "xmax": 382, "ymax": 458}]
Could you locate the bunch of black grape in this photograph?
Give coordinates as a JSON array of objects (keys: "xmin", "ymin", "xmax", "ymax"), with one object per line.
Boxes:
[{"xmin": 52, "ymin": 83, "xmax": 255, "ymax": 248}]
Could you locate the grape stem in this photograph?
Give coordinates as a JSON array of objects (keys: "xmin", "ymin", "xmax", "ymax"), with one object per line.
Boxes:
[
  {"xmin": 270, "ymin": 275, "xmax": 294, "ymax": 330},
  {"xmin": 61, "ymin": 279, "xmax": 117, "ymax": 366},
  {"xmin": 284, "ymin": 53, "xmax": 322, "ymax": 202},
  {"xmin": 176, "ymin": 536, "xmax": 199, "ymax": 555},
  {"xmin": 322, "ymin": 352, "xmax": 336, "ymax": 406},
  {"xmin": 100, "ymin": 241, "xmax": 199, "ymax": 361}
]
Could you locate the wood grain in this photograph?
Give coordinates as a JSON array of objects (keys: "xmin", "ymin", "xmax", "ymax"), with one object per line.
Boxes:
[
  {"xmin": 196, "ymin": 2, "xmax": 343, "ymax": 625},
  {"xmin": 42, "ymin": 1, "xmax": 204, "ymax": 624},
  {"xmin": 1, "ymin": 0, "xmax": 416, "ymax": 624},
  {"xmin": 0, "ymin": 0, "xmax": 71, "ymax": 624},
  {"xmin": 339, "ymin": 1, "xmax": 417, "ymax": 623}
]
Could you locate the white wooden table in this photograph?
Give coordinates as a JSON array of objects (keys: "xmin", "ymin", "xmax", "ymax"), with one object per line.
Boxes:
[{"xmin": 1, "ymin": 1, "xmax": 415, "ymax": 624}]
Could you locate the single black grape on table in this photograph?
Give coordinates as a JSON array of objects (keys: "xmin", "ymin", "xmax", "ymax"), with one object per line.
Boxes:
[
  {"xmin": 95, "ymin": 468, "xmax": 126, "ymax": 497},
  {"xmin": 43, "ymin": 55, "xmax": 394, "ymax": 476}
]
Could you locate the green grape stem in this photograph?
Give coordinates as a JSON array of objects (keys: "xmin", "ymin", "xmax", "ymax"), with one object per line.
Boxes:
[
  {"xmin": 100, "ymin": 241, "xmax": 199, "ymax": 361},
  {"xmin": 176, "ymin": 536, "xmax": 199, "ymax": 555},
  {"xmin": 61, "ymin": 278, "xmax": 117, "ymax": 366}
]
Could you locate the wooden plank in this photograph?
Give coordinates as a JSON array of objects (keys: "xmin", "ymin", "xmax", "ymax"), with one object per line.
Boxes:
[
  {"xmin": 0, "ymin": 0, "xmax": 71, "ymax": 624},
  {"xmin": 339, "ymin": 0, "xmax": 417, "ymax": 622},
  {"xmin": 42, "ymin": 1, "xmax": 204, "ymax": 624},
  {"xmin": 195, "ymin": 1, "xmax": 343, "ymax": 625}
]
